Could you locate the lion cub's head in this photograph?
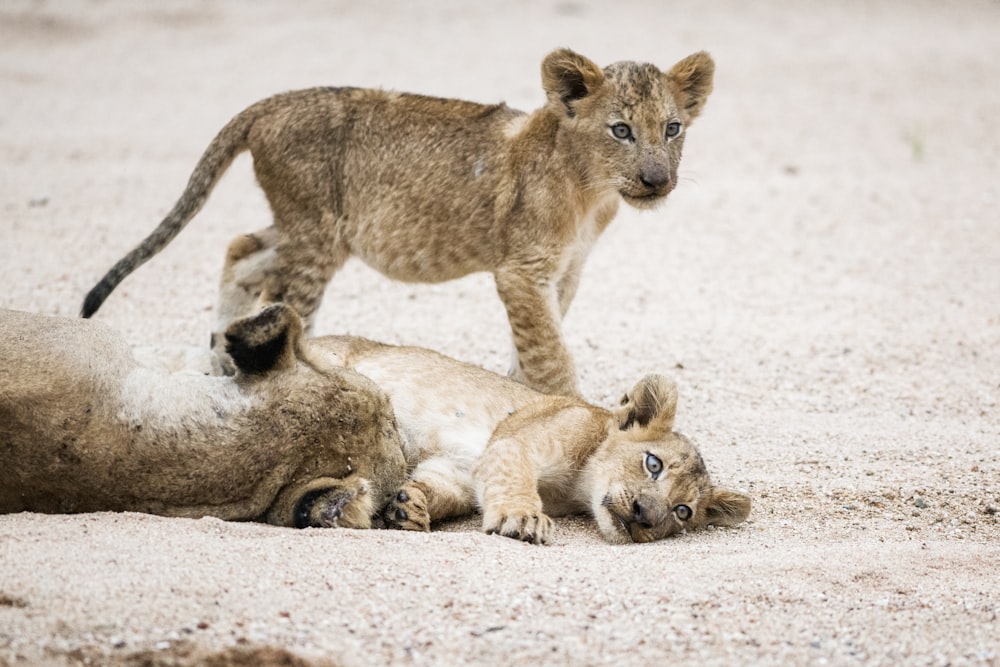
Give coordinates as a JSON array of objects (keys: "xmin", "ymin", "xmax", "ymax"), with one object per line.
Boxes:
[
  {"xmin": 541, "ymin": 48, "xmax": 714, "ymax": 210},
  {"xmin": 583, "ymin": 375, "xmax": 749, "ymax": 544}
]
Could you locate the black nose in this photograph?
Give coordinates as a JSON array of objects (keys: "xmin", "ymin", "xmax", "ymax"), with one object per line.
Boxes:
[
  {"xmin": 639, "ymin": 166, "xmax": 671, "ymax": 190},
  {"xmin": 632, "ymin": 500, "xmax": 653, "ymax": 529}
]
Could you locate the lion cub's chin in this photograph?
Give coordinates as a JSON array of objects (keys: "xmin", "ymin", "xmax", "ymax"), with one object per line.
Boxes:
[
  {"xmin": 591, "ymin": 496, "xmax": 639, "ymax": 545},
  {"xmin": 588, "ymin": 483, "xmax": 683, "ymax": 545},
  {"xmin": 620, "ymin": 189, "xmax": 672, "ymax": 211}
]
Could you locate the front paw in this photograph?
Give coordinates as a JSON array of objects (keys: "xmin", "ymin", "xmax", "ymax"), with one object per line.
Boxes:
[
  {"xmin": 293, "ymin": 478, "xmax": 372, "ymax": 529},
  {"xmin": 482, "ymin": 510, "xmax": 553, "ymax": 545},
  {"xmin": 383, "ymin": 484, "xmax": 431, "ymax": 532}
]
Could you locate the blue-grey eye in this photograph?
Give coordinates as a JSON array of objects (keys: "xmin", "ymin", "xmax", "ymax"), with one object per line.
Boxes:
[
  {"xmin": 611, "ymin": 123, "xmax": 632, "ymax": 140},
  {"xmin": 644, "ymin": 452, "xmax": 663, "ymax": 477},
  {"xmin": 666, "ymin": 121, "xmax": 682, "ymax": 138},
  {"xmin": 674, "ymin": 504, "xmax": 692, "ymax": 521}
]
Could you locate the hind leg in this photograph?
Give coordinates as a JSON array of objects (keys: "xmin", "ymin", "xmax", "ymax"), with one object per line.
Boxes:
[{"xmin": 255, "ymin": 213, "xmax": 348, "ymax": 334}]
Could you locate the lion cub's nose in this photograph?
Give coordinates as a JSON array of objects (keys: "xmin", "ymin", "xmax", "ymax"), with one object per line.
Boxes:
[
  {"xmin": 632, "ymin": 499, "xmax": 654, "ymax": 529},
  {"xmin": 639, "ymin": 165, "xmax": 671, "ymax": 190}
]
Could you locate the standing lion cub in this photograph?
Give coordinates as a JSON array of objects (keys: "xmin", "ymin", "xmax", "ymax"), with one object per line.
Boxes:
[
  {"xmin": 313, "ymin": 336, "xmax": 750, "ymax": 544},
  {"xmin": 81, "ymin": 48, "xmax": 715, "ymax": 397}
]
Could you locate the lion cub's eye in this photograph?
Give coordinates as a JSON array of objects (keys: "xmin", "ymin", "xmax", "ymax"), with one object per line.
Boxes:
[
  {"xmin": 610, "ymin": 123, "xmax": 633, "ymax": 141},
  {"xmin": 674, "ymin": 504, "xmax": 692, "ymax": 521},
  {"xmin": 665, "ymin": 121, "xmax": 682, "ymax": 139},
  {"xmin": 644, "ymin": 452, "xmax": 663, "ymax": 478}
]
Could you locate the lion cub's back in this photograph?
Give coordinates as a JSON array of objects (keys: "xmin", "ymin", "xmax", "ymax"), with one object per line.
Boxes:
[{"xmin": 249, "ymin": 87, "xmax": 525, "ymax": 283}]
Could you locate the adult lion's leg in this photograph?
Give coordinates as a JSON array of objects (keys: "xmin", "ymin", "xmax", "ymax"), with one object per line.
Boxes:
[{"xmin": 495, "ymin": 267, "xmax": 580, "ymax": 397}]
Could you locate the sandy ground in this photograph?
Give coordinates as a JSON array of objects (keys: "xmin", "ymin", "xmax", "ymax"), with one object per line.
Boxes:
[{"xmin": 1, "ymin": 1, "xmax": 999, "ymax": 665}]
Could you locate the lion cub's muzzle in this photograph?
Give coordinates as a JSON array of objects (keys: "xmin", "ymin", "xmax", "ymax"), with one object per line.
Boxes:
[
  {"xmin": 639, "ymin": 163, "xmax": 671, "ymax": 192},
  {"xmin": 621, "ymin": 167, "xmax": 676, "ymax": 206},
  {"xmin": 603, "ymin": 494, "xmax": 678, "ymax": 543}
]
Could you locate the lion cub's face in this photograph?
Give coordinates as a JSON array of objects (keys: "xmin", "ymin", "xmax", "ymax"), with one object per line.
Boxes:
[
  {"xmin": 584, "ymin": 376, "xmax": 750, "ymax": 544},
  {"xmin": 541, "ymin": 50, "xmax": 715, "ymax": 211},
  {"xmin": 588, "ymin": 431, "xmax": 720, "ymax": 544}
]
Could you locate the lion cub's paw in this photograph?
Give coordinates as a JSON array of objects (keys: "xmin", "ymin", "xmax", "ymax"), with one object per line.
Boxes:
[
  {"xmin": 482, "ymin": 510, "xmax": 553, "ymax": 545},
  {"xmin": 383, "ymin": 484, "xmax": 431, "ymax": 532}
]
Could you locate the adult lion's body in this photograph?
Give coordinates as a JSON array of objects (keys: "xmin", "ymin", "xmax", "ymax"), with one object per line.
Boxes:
[
  {"xmin": 0, "ymin": 306, "xmax": 406, "ymax": 528},
  {"xmin": 81, "ymin": 49, "xmax": 715, "ymax": 397},
  {"xmin": 313, "ymin": 336, "xmax": 750, "ymax": 544}
]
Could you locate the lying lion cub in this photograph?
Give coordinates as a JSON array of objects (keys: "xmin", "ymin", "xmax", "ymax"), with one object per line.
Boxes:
[
  {"xmin": 314, "ymin": 336, "xmax": 750, "ymax": 544},
  {"xmin": 0, "ymin": 305, "xmax": 406, "ymax": 528}
]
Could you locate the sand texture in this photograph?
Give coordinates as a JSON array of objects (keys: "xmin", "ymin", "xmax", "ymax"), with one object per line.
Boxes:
[{"xmin": 1, "ymin": 1, "xmax": 998, "ymax": 665}]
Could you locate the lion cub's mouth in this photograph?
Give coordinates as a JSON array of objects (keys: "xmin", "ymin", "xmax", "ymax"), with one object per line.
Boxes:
[
  {"xmin": 602, "ymin": 494, "xmax": 636, "ymax": 543},
  {"xmin": 620, "ymin": 188, "xmax": 669, "ymax": 209},
  {"xmin": 621, "ymin": 189, "xmax": 661, "ymax": 200}
]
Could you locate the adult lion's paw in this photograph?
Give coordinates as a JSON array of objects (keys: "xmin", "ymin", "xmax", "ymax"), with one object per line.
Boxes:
[
  {"xmin": 482, "ymin": 510, "xmax": 553, "ymax": 545},
  {"xmin": 292, "ymin": 478, "xmax": 373, "ymax": 529},
  {"xmin": 383, "ymin": 484, "xmax": 430, "ymax": 532}
]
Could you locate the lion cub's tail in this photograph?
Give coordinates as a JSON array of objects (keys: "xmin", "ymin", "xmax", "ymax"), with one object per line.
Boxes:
[{"xmin": 81, "ymin": 105, "xmax": 260, "ymax": 318}]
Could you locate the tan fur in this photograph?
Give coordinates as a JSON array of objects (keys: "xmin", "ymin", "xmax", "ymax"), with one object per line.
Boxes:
[
  {"xmin": 312, "ymin": 336, "xmax": 750, "ymax": 544},
  {"xmin": 0, "ymin": 306, "xmax": 406, "ymax": 528},
  {"xmin": 81, "ymin": 49, "xmax": 716, "ymax": 397}
]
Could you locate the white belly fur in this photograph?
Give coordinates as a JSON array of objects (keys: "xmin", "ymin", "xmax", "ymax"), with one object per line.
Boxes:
[{"xmin": 348, "ymin": 356, "xmax": 527, "ymax": 473}]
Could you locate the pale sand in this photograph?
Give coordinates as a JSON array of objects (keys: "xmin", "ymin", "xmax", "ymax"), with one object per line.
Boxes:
[{"xmin": 1, "ymin": 2, "xmax": 998, "ymax": 665}]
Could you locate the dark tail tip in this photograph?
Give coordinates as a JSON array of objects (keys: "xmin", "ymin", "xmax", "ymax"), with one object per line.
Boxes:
[{"xmin": 80, "ymin": 283, "xmax": 110, "ymax": 318}]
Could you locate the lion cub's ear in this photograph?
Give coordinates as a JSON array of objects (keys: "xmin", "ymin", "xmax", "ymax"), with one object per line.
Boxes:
[
  {"xmin": 703, "ymin": 488, "xmax": 751, "ymax": 527},
  {"xmin": 615, "ymin": 374, "xmax": 678, "ymax": 433},
  {"xmin": 665, "ymin": 51, "xmax": 715, "ymax": 121},
  {"xmin": 224, "ymin": 303, "xmax": 304, "ymax": 375},
  {"xmin": 541, "ymin": 48, "xmax": 606, "ymax": 117}
]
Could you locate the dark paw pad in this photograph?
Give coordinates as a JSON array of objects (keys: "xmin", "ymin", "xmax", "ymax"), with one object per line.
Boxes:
[{"xmin": 383, "ymin": 486, "xmax": 430, "ymax": 532}]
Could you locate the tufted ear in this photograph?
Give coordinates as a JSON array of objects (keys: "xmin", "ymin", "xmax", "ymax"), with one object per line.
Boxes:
[
  {"xmin": 541, "ymin": 48, "xmax": 606, "ymax": 117},
  {"xmin": 703, "ymin": 487, "xmax": 751, "ymax": 527},
  {"xmin": 224, "ymin": 303, "xmax": 303, "ymax": 375},
  {"xmin": 615, "ymin": 374, "xmax": 678, "ymax": 433},
  {"xmin": 665, "ymin": 51, "xmax": 715, "ymax": 121}
]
